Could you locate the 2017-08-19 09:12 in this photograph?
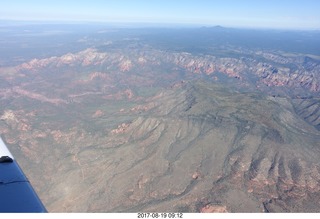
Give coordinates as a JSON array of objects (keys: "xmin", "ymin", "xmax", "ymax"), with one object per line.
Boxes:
[{"xmin": 137, "ymin": 212, "xmax": 183, "ymax": 218}]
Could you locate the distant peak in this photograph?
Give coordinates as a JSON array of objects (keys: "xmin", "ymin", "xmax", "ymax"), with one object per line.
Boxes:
[{"xmin": 201, "ymin": 25, "xmax": 224, "ymax": 29}]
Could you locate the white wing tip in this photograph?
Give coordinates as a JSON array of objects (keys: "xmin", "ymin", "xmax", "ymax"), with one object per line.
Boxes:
[{"xmin": 0, "ymin": 137, "xmax": 14, "ymax": 159}]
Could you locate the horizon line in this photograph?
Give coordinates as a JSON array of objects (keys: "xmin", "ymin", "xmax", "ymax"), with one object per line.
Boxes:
[{"xmin": 0, "ymin": 19, "xmax": 319, "ymax": 31}]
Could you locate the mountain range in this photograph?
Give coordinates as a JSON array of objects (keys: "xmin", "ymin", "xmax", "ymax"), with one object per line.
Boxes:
[{"xmin": 0, "ymin": 26, "xmax": 320, "ymax": 212}]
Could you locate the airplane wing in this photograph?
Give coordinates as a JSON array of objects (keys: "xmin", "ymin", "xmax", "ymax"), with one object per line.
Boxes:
[{"xmin": 0, "ymin": 137, "xmax": 47, "ymax": 212}]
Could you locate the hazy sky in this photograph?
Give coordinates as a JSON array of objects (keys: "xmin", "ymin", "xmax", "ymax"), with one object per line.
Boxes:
[{"xmin": 1, "ymin": 0, "xmax": 319, "ymax": 29}]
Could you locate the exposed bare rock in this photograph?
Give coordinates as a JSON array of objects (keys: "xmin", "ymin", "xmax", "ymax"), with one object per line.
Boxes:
[
  {"xmin": 119, "ymin": 59, "xmax": 133, "ymax": 72},
  {"xmin": 200, "ymin": 205, "xmax": 228, "ymax": 213},
  {"xmin": 0, "ymin": 110, "xmax": 19, "ymax": 123},
  {"xmin": 12, "ymin": 87, "xmax": 67, "ymax": 105},
  {"xmin": 111, "ymin": 123, "xmax": 131, "ymax": 134},
  {"xmin": 92, "ymin": 110, "xmax": 104, "ymax": 118}
]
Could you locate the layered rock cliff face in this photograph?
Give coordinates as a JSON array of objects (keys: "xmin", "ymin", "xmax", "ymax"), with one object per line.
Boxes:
[
  {"xmin": 3, "ymin": 46, "xmax": 319, "ymax": 96},
  {"xmin": 0, "ymin": 42, "xmax": 320, "ymax": 212}
]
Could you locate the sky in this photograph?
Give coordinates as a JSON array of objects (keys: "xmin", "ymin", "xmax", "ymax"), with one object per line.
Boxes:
[{"xmin": 1, "ymin": 0, "xmax": 320, "ymax": 30}]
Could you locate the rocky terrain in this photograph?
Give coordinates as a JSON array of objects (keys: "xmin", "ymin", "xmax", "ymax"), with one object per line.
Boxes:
[
  {"xmin": 5, "ymin": 44, "xmax": 320, "ymax": 94},
  {"xmin": 1, "ymin": 79, "xmax": 320, "ymax": 212},
  {"xmin": 0, "ymin": 26, "xmax": 320, "ymax": 212}
]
